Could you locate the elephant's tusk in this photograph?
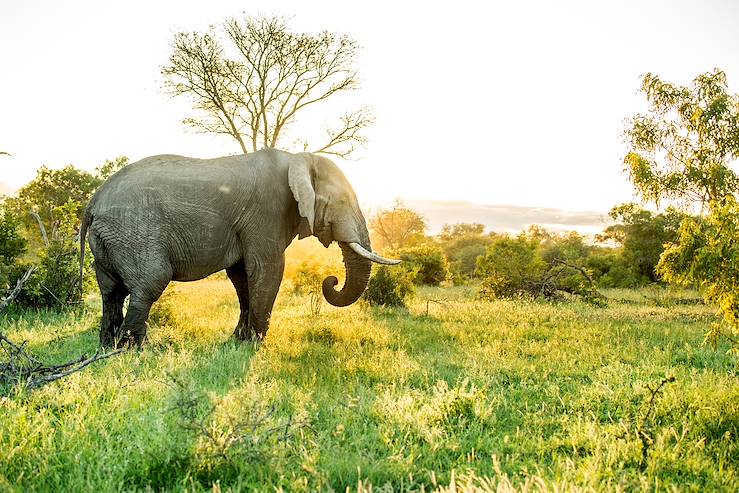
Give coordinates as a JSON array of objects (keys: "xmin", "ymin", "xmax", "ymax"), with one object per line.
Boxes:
[{"xmin": 348, "ymin": 242, "xmax": 402, "ymax": 265}]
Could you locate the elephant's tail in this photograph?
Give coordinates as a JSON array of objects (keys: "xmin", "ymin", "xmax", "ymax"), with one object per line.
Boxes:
[{"xmin": 78, "ymin": 208, "xmax": 92, "ymax": 298}]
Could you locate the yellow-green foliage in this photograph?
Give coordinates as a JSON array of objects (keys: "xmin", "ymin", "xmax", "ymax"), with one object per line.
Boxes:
[
  {"xmin": 397, "ymin": 244, "xmax": 450, "ymax": 286},
  {"xmin": 363, "ymin": 265, "xmax": 415, "ymax": 307},
  {"xmin": 0, "ymin": 281, "xmax": 737, "ymax": 492},
  {"xmin": 659, "ymin": 197, "xmax": 739, "ymax": 355}
]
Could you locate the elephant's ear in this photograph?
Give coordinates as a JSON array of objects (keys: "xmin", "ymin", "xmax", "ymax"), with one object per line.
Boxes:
[{"xmin": 288, "ymin": 153, "xmax": 316, "ymax": 238}]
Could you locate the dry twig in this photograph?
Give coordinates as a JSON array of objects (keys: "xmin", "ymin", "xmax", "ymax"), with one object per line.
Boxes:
[
  {"xmin": 0, "ymin": 332, "xmax": 125, "ymax": 393},
  {"xmin": 0, "ymin": 266, "xmax": 36, "ymax": 316},
  {"xmin": 636, "ymin": 375, "xmax": 676, "ymax": 467},
  {"xmin": 165, "ymin": 376, "xmax": 312, "ymax": 464}
]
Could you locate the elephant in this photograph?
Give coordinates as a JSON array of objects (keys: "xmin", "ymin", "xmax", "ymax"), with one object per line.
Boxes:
[{"xmin": 79, "ymin": 148, "xmax": 399, "ymax": 346}]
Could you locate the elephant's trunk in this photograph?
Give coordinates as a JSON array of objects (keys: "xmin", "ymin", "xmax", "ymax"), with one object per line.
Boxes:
[{"xmin": 322, "ymin": 241, "xmax": 372, "ymax": 307}]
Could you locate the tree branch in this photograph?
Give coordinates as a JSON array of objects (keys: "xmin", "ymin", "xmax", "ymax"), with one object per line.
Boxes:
[{"xmin": 0, "ymin": 267, "xmax": 36, "ymax": 316}]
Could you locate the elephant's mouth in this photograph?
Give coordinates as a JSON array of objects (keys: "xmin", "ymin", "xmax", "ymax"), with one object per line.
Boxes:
[{"xmin": 316, "ymin": 225, "xmax": 333, "ymax": 248}]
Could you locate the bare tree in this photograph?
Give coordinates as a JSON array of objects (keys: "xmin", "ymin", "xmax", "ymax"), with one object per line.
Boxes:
[{"xmin": 162, "ymin": 16, "xmax": 373, "ymax": 157}]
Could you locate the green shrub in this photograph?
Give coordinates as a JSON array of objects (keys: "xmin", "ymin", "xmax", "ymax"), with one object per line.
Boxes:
[
  {"xmin": 13, "ymin": 200, "xmax": 93, "ymax": 309},
  {"xmin": 363, "ymin": 265, "xmax": 415, "ymax": 308},
  {"xmin": 587, "ymin": 250, "xmax": 647, "ymax": 288},
  {"xmin": 0, "ymin": 209, "xmax": 27, "ymax": 264},
  {"xmin": 291, "ymin": 259, "xmax": 331, "ymax": 316},
  {"xmin": 398, "ymin": 245, "xmax": 450, "ymax": 286},
  {"xmin": 437, "ymin": 223, "xmax": 494, "ymax": 284},
  {"xmin": 476, "ymin": 231, "xmax": 604, "ymax": 303},
  {"xmin": 446, "ymin": 240, "xmax": 490, "ymax": 284},
  {"xmin": 658, "ymin": 197, "xmax": 739, "ymax": 353},
  {"xmin": 292, "ymin": 260, "xmax": 325, "ymax": 296},
  {"xmin": 0, "ymin": 208, "xmax": 28, "ymax": 297},
  {"xmin": 476, "ymin": 235, "xmax": 546, "ymax": 299}
]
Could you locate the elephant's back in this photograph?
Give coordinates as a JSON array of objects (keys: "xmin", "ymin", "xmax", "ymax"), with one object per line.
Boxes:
[
  {"xmin": 89, "ymin": 155, "xmax": 239, "ymax": 211},
  {"xmin": 86, "ymin": 149, "xmax": 292, "ymax": 220}
]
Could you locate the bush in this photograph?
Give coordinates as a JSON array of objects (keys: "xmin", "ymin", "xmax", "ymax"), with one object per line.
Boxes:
[
  {"xmin": 598, "ymin": 203, "xmax": 687, "ymax": 285},
  {"xmin": 13, "ymin": 200, "xmax": 93, "ymax": 309},
  {"xmin": 438, "ymin": 223, "xmax": 494, "ymax": 284},
  {"xmin": 445, "ymin": 239, "xmax": 490, "ymax": 284},
  {"xmin": 398, "ymin": 245, "xmax": 450, "ymax": 286},
  {"xmin": 292, "ymin": 259, "xmax": 330, "ymax": 316},
  {"xmin": 476, "ymin": 235, "xmax": 546, "ymax": 299},
  {"xmin": 476, "ymin": 231, "xmax": 604, "ymax": 303},
  {"xmin": 0, "ymin": 209, "xmax": 27, "ymax": 264},
  {"xmin": 587, "ymin": 249, "xmax": 646, "ymax": 288},
  {"xmin": 363, "ymin": 265, "xmax": 415, "ymax": 308},
  {"xmin": 0, "ymin": 209, "xmax": 28, "ymax": 297},
  {"xmin": 658, "ymin": 198, "xmax": 739, "ymax": 353}
]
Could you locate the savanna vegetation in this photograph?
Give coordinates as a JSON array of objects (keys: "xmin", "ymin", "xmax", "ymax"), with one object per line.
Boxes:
[{"xmin": 1, "ymin": 13, "xmax": 738, "ymax": 490}]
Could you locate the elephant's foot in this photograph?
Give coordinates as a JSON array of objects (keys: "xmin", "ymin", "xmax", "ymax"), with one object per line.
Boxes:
[
  {"xmin": 232, "ymin": 324, "xmax": 263, "ymax": 343},
  {"xmin": 114, "ymin": 327, "xmax": 147, "ymax": 348},
  {"xmin": 100, "ymin": 328, "xmax": 116, "ymax": 349}
]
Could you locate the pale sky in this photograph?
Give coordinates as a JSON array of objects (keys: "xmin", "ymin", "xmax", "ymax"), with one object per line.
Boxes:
[{"xmin": 1, "ymin": 0, "xmax": 739, "ymax": 213}]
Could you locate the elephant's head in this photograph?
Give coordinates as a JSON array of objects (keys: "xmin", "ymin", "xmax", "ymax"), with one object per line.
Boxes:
[{"xmin": 288, "ymin": 153, "xmax": 400, "ymax": 307}]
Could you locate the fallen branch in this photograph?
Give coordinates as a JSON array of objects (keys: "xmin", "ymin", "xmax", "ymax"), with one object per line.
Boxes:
[
  {"xmin": 24, "ymin": 348, "xmax": 125, "ymax": 390},
  {"xmin": 552, "ymin": 258, "xmax": 599, "ymax": 292},
  {"xmin": 0, "ymin": 266, "xmax": 36, "ymax": 316},
  {"xmin": 0, "ymin": 331, "xmax": 125, "ymax": 394}
]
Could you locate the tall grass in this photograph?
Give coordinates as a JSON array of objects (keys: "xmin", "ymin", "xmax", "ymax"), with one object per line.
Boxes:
[{"xmin": 0, "ymin": 279, "xmax": 736, "ymax": 491}]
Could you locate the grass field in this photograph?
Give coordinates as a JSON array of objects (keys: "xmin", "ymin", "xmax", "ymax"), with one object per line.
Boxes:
[{"xmin": 1, "ymin": 278, "xmax": 738, "ymax": 492}]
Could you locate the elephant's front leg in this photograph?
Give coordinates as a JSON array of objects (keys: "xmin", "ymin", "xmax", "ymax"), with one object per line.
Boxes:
[
  {"xmin": 226, "ymin": 260, "xmax": 250, "ymax": 339},
  {"xmin": 237, "ymin": 251, "xmax": 285, "ymax": 341}
]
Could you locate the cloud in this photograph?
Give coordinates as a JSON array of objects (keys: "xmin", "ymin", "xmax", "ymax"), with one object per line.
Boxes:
[{"xmin": 404, "ymin": 199, "xmax": 610, "ymax": 235}]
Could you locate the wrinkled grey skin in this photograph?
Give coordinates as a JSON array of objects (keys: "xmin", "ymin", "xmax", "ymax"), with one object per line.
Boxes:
[{"xmin": 80, "ymin": 149, "xmax": 376, "ymax": 346}]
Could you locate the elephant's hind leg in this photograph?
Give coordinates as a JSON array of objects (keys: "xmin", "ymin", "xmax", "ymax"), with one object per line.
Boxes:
[
  {"xmin": 226, "ymin": 260, "xmax": 250, "ymax": 340},
  {"xmin": 95, "ymin": 267, "xmax": 129, "ymax": 347},
  {"xmin": 117, "ymin": 267, "xmax": 171, "ymax": 346},
  {"xmin": 101, "ymin": 283, "xmax": 128, "ymax": 347}
]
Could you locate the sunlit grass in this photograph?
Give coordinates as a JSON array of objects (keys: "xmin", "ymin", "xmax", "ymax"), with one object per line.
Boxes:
[{"xmin": 0, "ymin": 278, "xmax": 737, "ymax": 491}]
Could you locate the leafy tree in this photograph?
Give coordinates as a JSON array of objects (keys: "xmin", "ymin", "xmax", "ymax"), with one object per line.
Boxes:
[
  {"xmin": 585, "ymin": 248, "xmax": 642, "ymax": 289},
  {"xmin": 658, "ymin": 198, "xmax": 739, "ymax": 353},
  {"xmin": 95, "ymin": 156, "xmax": 129, "ymax": 181},
  {"xmin": 0, "ymin": 208, "xmax": 27, "ymax": 264},
  {"xmin": 523, "ymin": 224, "xmax": 552, "ymax": 242},
  {"xmin": 3, "ymin": 158, "xmax": 127, "ymax": 249},
  {"xmin": 623, "ymin": 69, "xmax": 739, "ymax": 352},
  {"xmin": 162, "ymin": 15, "xmax": 372, "ymax": 157},
  {"xmin": 397, "ymin": 245, "xmax": 450, "ymax": 286},
  {"xmin": 539, "ymin": 231, "xmax": 589, "ymax": 264},
  {"xmin": 623, "ymin": 69, "xmax": 739, "ymax": 208},
  {"xmin": 439, "ymin": 223, "xmax": 485, "ymax": 241},
  {"xmin": 0, "ymin": 208, "xmax": 28, "ymax": 296},
  {"xmin": 598, "ymin": 203, "xmax": 687, "ymax": 283},
  {"xmin": 4, "ymin": 165, "xmax": 100, "ymax": 246},
  {"xmin": 438, "ymin": 223, "xmax": 493, "ymax": 283},
  {"xmin": 369, "ymin": 200, "xmax": 427, "ymax": 251}
]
